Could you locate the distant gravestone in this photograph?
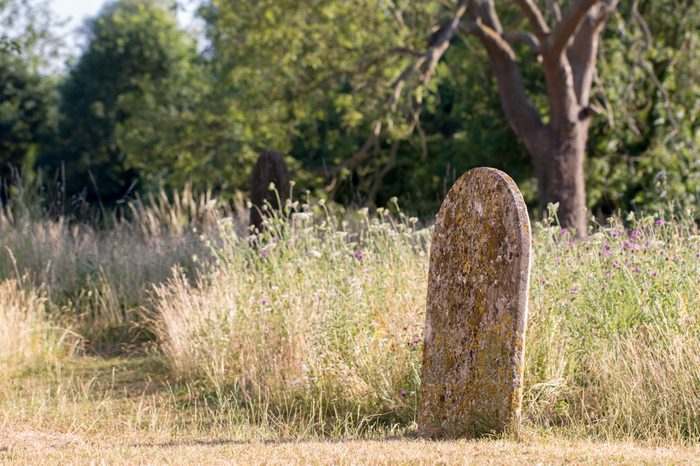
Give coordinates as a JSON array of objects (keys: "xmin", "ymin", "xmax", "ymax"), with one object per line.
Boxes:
[
  {"xmin": 249, "ymin": 150, "xmax": 290, "ymax": 232},
  {"xmin": 418, "ymin": 167, "xmax": 532, "ymax": 439}
]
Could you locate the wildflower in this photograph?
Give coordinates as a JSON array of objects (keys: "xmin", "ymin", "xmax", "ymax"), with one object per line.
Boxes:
[
  {"xmin": 353, "ymin": 252, "xmax": 364, "ymax": 260},
  {"xmin": 655, "ymin": 219, "xmax": 666, "ymax": 226},
  {"xmin": 651, "ymin": 271, "xmax": 659, "ymax": 277},
  {"xmin": 604, "ymin": 271, "xmax": 611, "ymax": 279},
  {"xmin": 410, "ymin": 337, "xmax": 421, "ymax": 346},
  {"xmin": 632, "ymin": 266, "xmax": 640, "ymax": 273},
  {"xmin": 261, "ymin": 250, "xmax": 270, "ymax": 258},
  {"xmin": 610, "ymin": 230, "xmax": 620, "ymax": 237},
  {"xmin": 604, "ymin": 243, "xmax": 611, "ymax": 251},
  {"xmin": 571, "ymin": 286, "xmax": 578, "ymax": 293},
  {"xmin": 400, "ymin": 389, "xmax": 407, "ymax": 398},
  {"xmin": 560, "ymin": 227, "xmax": 569, "ymax": 234}
]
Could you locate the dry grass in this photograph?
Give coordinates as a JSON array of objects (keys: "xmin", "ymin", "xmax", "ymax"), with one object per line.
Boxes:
[
  {"xmin": 3, "ymin": 432, "xmax": 700, "ymax": 464},
  {"xmin": 1, "ymin": 189, "xmax": 699, "ymax": 460}
]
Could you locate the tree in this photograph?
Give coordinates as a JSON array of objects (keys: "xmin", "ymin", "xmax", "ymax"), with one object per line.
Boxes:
[
  {"xmin": 38, "ymin": 0, "xmax": 198, "ymax": 205},
  {"xmin": 204, "ymin": 1, "xmax": 635, "ymax": 233},
  {"xmin": 0, "ymin": 0, "xmax": 61, "ymax": 196},
  {"xmin": 0, "ymin": 52, "xmax": 56, "ymax": 194},
  {"xmin": 388, "ymin": 0, "xmax": 620, "ymax": 233}
]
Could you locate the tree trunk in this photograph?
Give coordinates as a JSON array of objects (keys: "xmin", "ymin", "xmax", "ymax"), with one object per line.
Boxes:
[{"xmin": 534, "ymin": 123, "xmax": 588, "ymax": 234}]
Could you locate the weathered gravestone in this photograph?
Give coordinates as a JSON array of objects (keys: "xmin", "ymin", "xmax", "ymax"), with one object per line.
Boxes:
[
  {"xmin": 249, "ymin": 150, "xmax": 290, "ymax": 232},
  {"xmin": 418, "ymin": 167, "xmax": 532, "ymax": 438}
]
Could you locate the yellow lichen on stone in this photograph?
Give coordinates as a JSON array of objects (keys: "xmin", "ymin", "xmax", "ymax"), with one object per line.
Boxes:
[{"xmin": 418, "ymin": 167, "xmax": 532, "ymax": 439}]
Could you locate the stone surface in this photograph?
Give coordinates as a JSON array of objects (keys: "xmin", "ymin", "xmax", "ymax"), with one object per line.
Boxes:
[
  {"xmin": 418, "ymin": 167, "xmax": 532, "ymax": 439},
  {"xmin": 249, "ymin": 150, "xmax": 290, "ymax": 231}
]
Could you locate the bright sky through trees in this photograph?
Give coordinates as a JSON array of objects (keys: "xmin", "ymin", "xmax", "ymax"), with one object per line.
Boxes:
[{"xmin": 51, "ymin": 0, "xmax": 197, "ymax": 56}]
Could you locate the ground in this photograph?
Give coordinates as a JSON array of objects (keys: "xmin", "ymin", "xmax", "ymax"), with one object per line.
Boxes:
[
  {"xmin": 3, "ymin": 431, "xmax": 700, "ymax": 464},
  {"xmin": 1, "ymin": 357, "xmax": 698, "ymax": 465}
]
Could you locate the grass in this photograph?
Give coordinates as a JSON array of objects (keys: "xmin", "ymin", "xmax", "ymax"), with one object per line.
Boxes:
[
  {"xmin": 3, "ymin": 356, "xmax": 700, "ymax": 464},
  {"xmin": 0, "ymin": 189, "xmax": 699, "ymax": 462}
]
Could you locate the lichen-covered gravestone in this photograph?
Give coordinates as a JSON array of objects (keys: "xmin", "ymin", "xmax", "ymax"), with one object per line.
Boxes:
[
  {"xmin": 418, "ymin": 167, "xmax": 532, "ymax": 438},
  {"xmin": 249, "ymin": 150, "xmax": 290, "ymax": 232}
]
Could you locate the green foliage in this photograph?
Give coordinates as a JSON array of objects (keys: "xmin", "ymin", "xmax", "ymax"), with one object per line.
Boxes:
[
  {"xmin": 0, "ymin": 0, "xmax": 62, "ymax": 194},
  {"xmin": 37, "ymin": 0, "xmax": 199, "ymax": 204},
  {"xmin": 586, "ymin": 0, "xmax": 700, "ymax": 218},
  {"xmin": 0, "ymin": 0, "xmax": 695, "ymax": 219},
  {"xmin": 200, "ymin": 0, "xmax": 443, "ymax": 199},
  {"xmin": 0, "ymin": 52, "xmax": 56, "ymax": 190}
]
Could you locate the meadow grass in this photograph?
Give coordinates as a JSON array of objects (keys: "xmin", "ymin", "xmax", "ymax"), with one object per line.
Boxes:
[{"xmin": 0, "ymin": 191, "xmax": 699, "ymax": 449}]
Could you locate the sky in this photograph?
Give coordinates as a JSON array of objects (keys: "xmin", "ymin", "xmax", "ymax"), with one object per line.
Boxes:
[{"xmin": 51, "ymin": 0, "xmax": 199, "ymax": 57}]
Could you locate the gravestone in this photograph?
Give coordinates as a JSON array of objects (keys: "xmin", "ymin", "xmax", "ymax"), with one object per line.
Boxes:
[
  {"xmin": 249, "ymin": 150, "xmax": 290, "ymax": 232},
  {"xmin": 418, "ymin": 167, "xmax": 532, "ymax": 438}
]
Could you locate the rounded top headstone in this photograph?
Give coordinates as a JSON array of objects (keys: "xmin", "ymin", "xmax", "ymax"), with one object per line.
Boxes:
[{"xmin": 419, "ymin": 167, "xmax": 532, "ymax": 438}]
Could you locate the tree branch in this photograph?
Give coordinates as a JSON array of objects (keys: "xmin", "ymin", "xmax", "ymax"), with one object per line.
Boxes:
[
  {"xmin": 389, "ymin": 0, "xmax": 470, "ymax": 111},
  {"xmin": 460, "ymin": 20, "xmax": 546, "ymax": 155},
  {"xmin": 473, "ymin": 0, "xmax": 503, "ymax": 34},
  {"xmin": 548, "ymin": 0, "xmax": 562, "ymax": 22},
  {"xmin": 503, "ymin": 31, "xmax": 541, "ymax": 56},
  {"xmin": 513, "ymin": 0, "xmax": 550, "ymax": 39},
  {"xmin": 566, "ymin": 1, "xmax": 619, "ymax": 105},
  {"xmin": 549, "ymin": 0, "xmax": 597, "ymax": 57},
  {"xmin": 326, "ymin": 121, "xmax": 383, "ymax": 178}
]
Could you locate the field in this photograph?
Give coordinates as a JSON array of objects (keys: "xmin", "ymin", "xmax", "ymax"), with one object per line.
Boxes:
[{"xmin": 1, "ymin": 192, "xmax": 699, "ymax": 463}]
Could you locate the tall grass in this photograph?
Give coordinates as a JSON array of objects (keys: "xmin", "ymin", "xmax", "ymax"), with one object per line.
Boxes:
[
  {"xmin": 0, "ymin": 186, "xmax": 239, "ymax": 352},
  {"xmin": 1, "ymin": 186, "xmax": 699, "ymax": 441},
  {"xmin": 156, "ymin": 205, "xmax": 700, "ymax": 441},
  {"xmin": 156, "ymin": 207, "xmax": 429, "ymax": 430},
  {"xmin": 0, "ymin": 278, "xmax": 80, "ymax": 374}
]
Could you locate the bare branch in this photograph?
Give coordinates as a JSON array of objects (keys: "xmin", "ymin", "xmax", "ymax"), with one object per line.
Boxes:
[
  {"xmin": 459, "ymin": 20, "xmax": 546, "ymax": 154},
  {"xmin": 549, "ymin": 0, "xmax": 597, "ymax": 57},
  {"xmin": 503, "ymin": 31, "xmax": 541, "ymax": 55},
  {"xmin": 566, "ymin": 1, "xmax": 619, "ymax": 105},
  {"xmin": 548, "ymin": 0, "xmax": 562, "ymax": 22},
  {"xmin": 473, "ymin": 0, "xmax": 503, "ymax": 34},
  {"xmin": 389, "ymin": 0, "xmax": 470, "ymax": 111},
  {"xmin": 513, "ymin": 0, "xmax": 550, "ymax": 38},
  {"xmin": 327, "ymin": 121, "xmax": 383, "ymax": 178}
]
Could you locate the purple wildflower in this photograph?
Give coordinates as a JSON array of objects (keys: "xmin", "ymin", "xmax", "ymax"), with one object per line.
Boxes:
[
  {"xmin": 410, "ymin": 337, "xmax": 421, "ymax": 346},
  {"xmin": 604, "ymin": 243, "xmax": 611, "ymax": 251},
  {"xmin": 651, "ymin": 271, "xmax": 659, "ymax": 277},
  {"xmin": 655, "ymin": 219, "xmax": 666, "ymax": 226},
  {"xmin": 561, "ymin": 227, "xmax": 569, "ymax": 234},
  {"xmin": 400, "ymin": 389, "xmax": 407, "ymax": 398},
  {"xmin": 353, "ymin": 252, "xmax": 364, "ymax": 260},
  {"xmin": 261, "ymin": 250, "xmax": 270, "ymax": 258}
]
